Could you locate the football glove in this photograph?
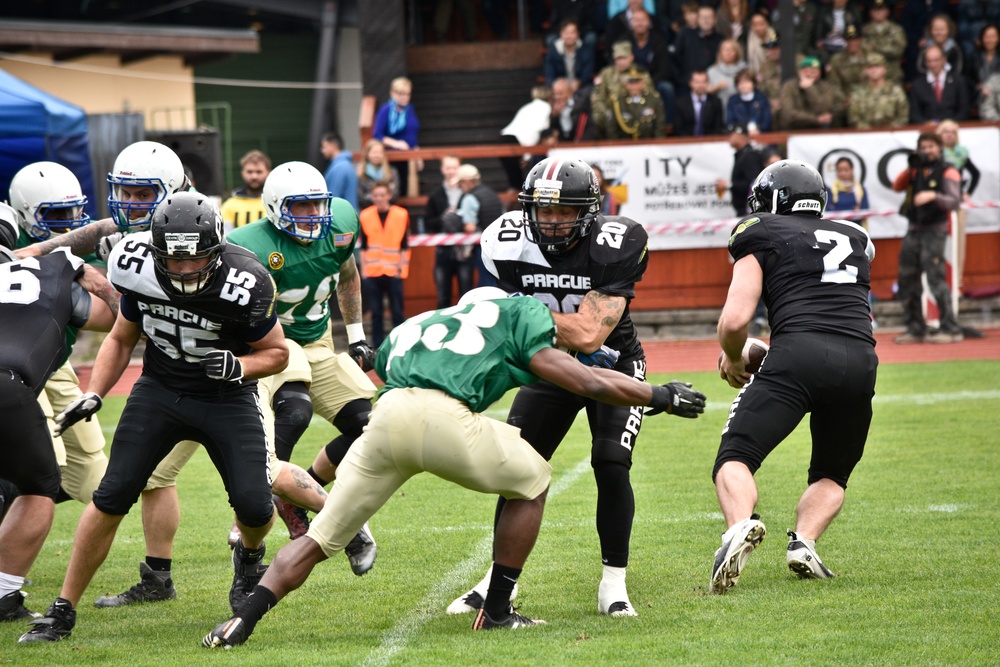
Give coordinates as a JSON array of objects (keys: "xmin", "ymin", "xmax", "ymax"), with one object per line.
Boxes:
[
  {"xmin": 574, "ymin": 345, "xmax": 620, "ymax": 369},
  {"xmin": 54, "ymin": 392, "xmax": 103, "ymax": 437},
  {"xmin": 349, "ymin": 341, "xmax": 377, "ymax": 372},
  {"xmin": 646, "ymin": 381, "xmax": 706, "ymax": 418},
  {"xmin": 96, "ymin": 232, "xmax": 125, "ymax": 263},
  {"xmin": 200, "ymin": 349, "xmax": 244, "ymax": 382}
]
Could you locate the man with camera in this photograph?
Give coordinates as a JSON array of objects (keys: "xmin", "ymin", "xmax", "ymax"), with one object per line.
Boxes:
[{"xmin": 891, "ymin": 132, "xmax": 963, "ymax": 344}]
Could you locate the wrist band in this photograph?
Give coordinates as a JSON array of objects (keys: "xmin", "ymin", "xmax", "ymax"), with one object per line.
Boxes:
[{"xmin": 346, "ymin": 323, "xmax": 366, "ymax": 344}]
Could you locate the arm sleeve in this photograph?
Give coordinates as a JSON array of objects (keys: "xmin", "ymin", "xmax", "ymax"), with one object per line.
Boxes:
[{"xmin": 68, "ymin": 281, "xmax": 93, "ymax": 329}]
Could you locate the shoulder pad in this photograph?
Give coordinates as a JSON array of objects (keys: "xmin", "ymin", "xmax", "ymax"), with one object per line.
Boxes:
[{"xmin": 587, "ymin": 216, "xmax": 648, "ymax": 265}]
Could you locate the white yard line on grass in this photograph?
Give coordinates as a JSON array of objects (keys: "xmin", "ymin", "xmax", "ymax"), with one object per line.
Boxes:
[{"xmin": 360, "ymin": 456, "xmax": 593, "ymax": 667}]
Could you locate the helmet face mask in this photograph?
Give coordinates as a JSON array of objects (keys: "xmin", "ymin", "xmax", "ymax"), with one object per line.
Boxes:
[
  {"xmin": 108, "ymin": 141, "xmax": 187, "ymax": 232},
  {"xmin": 150, "ymin": 192, "xmax": 226, "ymax": 296},
  {"xmin": 262, "ymin": 162, "xmax": 334, "ymax": 243},
  {"xmin": 747, "ymin": 159, "xmax": 828, "ymax": 217},
  {"xmin": 10, "ymin": 161, "xmax": 90, "ymax": 241},
  {"xmin": 518, "ymin": 158, "xmax": 601, "ymax": 255}
]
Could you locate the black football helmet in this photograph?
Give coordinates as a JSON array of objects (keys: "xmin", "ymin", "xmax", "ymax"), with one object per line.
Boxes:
[
  {"xmin": 747, "ymin": 159, "xmax": 827, "ymax": 217},
  {"xmin": 518, "ymin": 157, "xmax": 601, "ymax": 254},
  {"xmin": 150, "ymin": 191, "xmax": 226, "ymax": 296}
]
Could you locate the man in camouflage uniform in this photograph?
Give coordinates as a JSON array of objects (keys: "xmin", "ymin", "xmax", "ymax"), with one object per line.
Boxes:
[
  {"xmin": 591, "ymin": 41, "xmax": 656, "ymax": 138},
  {"xmin": 600, "ymin": 65, "xmax": 666, "ymax": 139},
  {"xmin": 757, "ymin": 34, "xmax": 784, "ymax": 117},
  {"xmin": 779, "ymin": 56, "xmax": 847, "ymax": 129},
  {"xmin": 848, "ymin": 52, "xmax": 910, "ymax": 128},
  {"xmin": 862, "ymin": 0, "xmax": 906, "ymax": 84},
  {"xmin": 827, "ymin": 24, "xmax": 868, "ymax": 98}
]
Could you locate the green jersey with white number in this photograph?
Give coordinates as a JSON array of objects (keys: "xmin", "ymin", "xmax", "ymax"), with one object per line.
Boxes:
[
  {"xmin": 227, "ymin": 198, "xmax": 359, "ymax": 345},
  {"xmin": 375, "ymin": 296, "xmax": 556, "ymax": 413}
]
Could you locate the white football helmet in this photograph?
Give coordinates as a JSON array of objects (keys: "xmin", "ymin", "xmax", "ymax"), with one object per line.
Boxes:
[
  {"xmin": 0, "ymin": 201, "xmax": 20, "ymax": 255},
  {"xmin": 107, "ymin": 141, "xmax": 187, "ymax": 231},
  {"xmin": 262, "ymin": 161, "xmax": 333, "ymax": 242},
  {"xmin": 9, "ymin": 161, "xmax": 90, "ymax": 241}
]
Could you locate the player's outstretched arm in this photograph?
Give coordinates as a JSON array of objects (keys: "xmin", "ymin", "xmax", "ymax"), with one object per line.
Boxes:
[
  {"xmin": 552, "ymin": 290, "xmax": 626, "ymax": 353},
  {"xmin": 77, "ymin": 263, "xmax": 120, "ymax": 330},
  {"xmin": 15, "ymin": 218, "xmax": 118, "ymax": 259},
  {"xmin": 718, "ymin": 254, "xmax": 763, "ymax": 386}
]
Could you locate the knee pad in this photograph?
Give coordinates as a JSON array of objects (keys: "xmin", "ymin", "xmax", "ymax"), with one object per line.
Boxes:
[
  {"xmin": 591, "ymin": 438, "xmax": 634, "ymax": 470},
  {"xmin": 273, "ymin": 381, "xmax": 313, "ymax": 461},
  {"xmin": 234, "ymin": 490, "xmax": 275, "ymax": 529},
  {"xmin": 324, "ymin": 399, "xmax": 372, "ymax": 467}
]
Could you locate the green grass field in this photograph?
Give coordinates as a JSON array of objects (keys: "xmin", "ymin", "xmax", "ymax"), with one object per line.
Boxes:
[{"xmin": 5, "ymin": 360, "xmax": 999, "ymax": 666}]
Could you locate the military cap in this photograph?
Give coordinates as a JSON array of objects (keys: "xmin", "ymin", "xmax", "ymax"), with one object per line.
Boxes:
[{"xmin": 612, "ymin": 41, "xmax": 633, "ymax": 59}]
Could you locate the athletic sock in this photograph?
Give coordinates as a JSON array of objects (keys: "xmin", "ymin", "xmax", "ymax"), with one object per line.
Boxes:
[{"xmin": 484, "ymin": 563, "xmax": 521, "ymax": 618}]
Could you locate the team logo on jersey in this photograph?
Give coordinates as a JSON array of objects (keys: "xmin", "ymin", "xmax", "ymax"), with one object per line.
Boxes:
[
  {"xmin": 728, "ymin": 216, "xmax": 760, "ymax": 246},
  {"xmin": 333, "ymin": 232, "xmax": 354, "ymax": 247},
  {"xmin": 268, "ymin": 252, "xmax": 284, "ymax": 270}
]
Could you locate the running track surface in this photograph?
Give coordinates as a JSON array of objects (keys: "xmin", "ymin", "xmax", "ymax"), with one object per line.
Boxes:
[{"xmin": 83, "ymin": 328, "xmax": 999, "ymax": 397}]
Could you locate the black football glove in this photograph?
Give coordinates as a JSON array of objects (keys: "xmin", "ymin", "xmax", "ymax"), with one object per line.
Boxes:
[
  {"xmin": 54, "ymin": 391, "xmax": 103, "ymax": 437},
  {"xmin": 574, "ymin": 345, "xmax": 621, "ymax": 369},
  {"xmin": 646, "ymin": 380, "xmax": 706, "ymax": 418},
  {"xmin": 349, "ymin": 341, "xmax": 377, "ymax": 372},
  {"xmin": 200, "ymin": 349, "xmax": 244, "ymax": 382}
]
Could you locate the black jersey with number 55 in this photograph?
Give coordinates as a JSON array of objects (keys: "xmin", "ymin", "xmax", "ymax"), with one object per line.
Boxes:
[
  {"xmin": 481, "ymin": 211, "xmax": 649, "ymax": 359},
  {"xmin": 729, "ymin": 212, "xmax": 876, "ymax": 345},
  {"xmin": 108, "ymin": 231, "xmax": 279, "ymax": 396}
]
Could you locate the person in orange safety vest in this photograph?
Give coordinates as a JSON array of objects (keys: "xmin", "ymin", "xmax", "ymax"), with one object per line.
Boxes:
[{"xmin": 359, "ymin": 181, "xmax": 411, "ymax": 346}]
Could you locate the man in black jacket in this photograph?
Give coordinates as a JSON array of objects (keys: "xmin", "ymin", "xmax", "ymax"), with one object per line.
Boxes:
[
  {"xmin": 423, "ymin": 155, "xmax": 474, "ymax": 307},
  {"xmin": 675, "ymin": 70, "xmax": 726, "ymax": 136},
  {"xmin": 715, "ymin": 123, "xmax": 765, "ymax": 216}
]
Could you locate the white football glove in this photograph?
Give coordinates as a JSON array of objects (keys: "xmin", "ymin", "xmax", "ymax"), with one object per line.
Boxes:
[
  {"xmin": 54, "ymin": 392, "xmax": 103, "ymax": 437},
  {"xmin": 96, "ymin": 232, "xmax": 125, "ymax": 263},
  {"xmin": 200, "ymin": 350, "xmax": 244, "ymax": 382}
]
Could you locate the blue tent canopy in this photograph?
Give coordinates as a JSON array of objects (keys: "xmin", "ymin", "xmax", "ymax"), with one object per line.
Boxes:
[{"xmin": 0, "ymin": 68, "xmax": 98, "ymax": 218}]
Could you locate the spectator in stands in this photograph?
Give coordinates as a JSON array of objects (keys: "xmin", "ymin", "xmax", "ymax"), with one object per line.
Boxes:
[
  {"xmin": 909, "ymin": 45, "xmax": 970, "ymax": 123},
  {"xmin": 916, "ymin": 14, "xmax": 965, "ymax": 78},
  {"xmin": 320, "ymin": 132, "xmax": 359, "ymax": 211},
  {"xmin": 604, "ymin": 0, "xmax": 653, "ymax": 58},
  {"xmin": 675, "ymin": 70, "xmax": 726, "ymax": 136},
  {"xmin": 424, "ymin": 155, "xmax": 475, "ymax": 308},
  {"xmin": 900, "ymin": 0, "xmax": 952, "ymax": 82},
  {"xmin": 547, "ymin": 0, "xmax": 600, "ymax": 50},
  {"xmin": 626, "ymin": 8, "xmax": 676, "ymax": 125},
  {"xmin": 600, "ymin": 64, "xmax": 667, "ymax": 138},
  {"xmin": 956, "ymin": 1, "xmax": 1000, "ymax": 59},
  {"xmin": 715, "ymin": 122, "xmax": 764, "ymax": 217},
  {"xmin": 357, "ymin": 139, "xmax": 400, "ymax": 207},
  {"xmin": 813, "ymin": 0, "xmax": 864, "ymax": 64},
  {"xmin": 716, "ymin": 0, "xmax": 750, "ymax": 46},
  {"xmin": 454, "ymin": 164, "xmax": 504, "ymax": 287},
  {"xmin": 374, "ymin": 77, "xmax": 421, "ymax": 151},
  {"xmin": 827, "ymin": 157, "xmax": 870, "ymax": 217},
  {"xmin": 358, "ymin": 181, "xmax": 411, "ymax": 347},
  {"xmin": 499, "ymin": 86, "xmax": 553, "ymax": 190},
  {"xmin": 220, "ymin": 149, "xmax": 270, "ymax": 229},
  {"xmin": 848, "ymin": 52, "xmax": 910, "ymax": 129},
  {"xmin": 727, "ymin": 68, "xmax": 773, "ymax": 134},
  {"xmin": 862, "ymin": 0, "xmax": 907, "ymax": 85},
  {"xmin": 779, "ymin": 56, "xmax": 847, "ymax": 129},
  {"xmin": 544, "ymin": 19, "xmax": 597, "ymax": 90},
  {"xmin": 771, "ymin": 0, "xmax": 819, "ymax": 62},
  {"xmin": 967, "ymin": 24, "xmax": 1000, "ymax": 104},
  {"xmin": 978, "ymin": 70, "xmax": 1000, "ymax": 118},
  {"xmin": 591, "ymin": 41, "xmax": 656, "ymax": 137},
  {"xmin": 549, "ymin": 77, "xmax": 596, "ymax": 142},
  {"xmin": 827, "ymin": 24, "xmax": 868, "ymax": 98},
  {"xmin": 674, "ymin": 4, "xmax": 723, "ymax": 95},
  {"xmin": 708, "ymin": 38, "xmax": 748, "ymax": 111},
  {"xmin": 592, "ymin": 163, "xmax": 619, "ymax": 215},
  {"xmin": 757, "ymin": 31, "xmax": 784, "ymax": 117},
  {"xmin": 745, "ymin": 12, "xmax": 773, "ymax": 75}
]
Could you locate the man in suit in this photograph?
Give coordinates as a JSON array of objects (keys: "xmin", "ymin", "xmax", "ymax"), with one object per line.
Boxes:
[
  {"xmin": 909, "ymin": 45, "xmax": 970, "ymax": 124},
  {"xmin": 675, "ymin": 70, "xmax": 726, "ymax": 137}
]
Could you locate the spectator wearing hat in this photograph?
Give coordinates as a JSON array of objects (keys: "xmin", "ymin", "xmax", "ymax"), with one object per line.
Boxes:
[
  {"xmin": 813, "ymin": 0, "xmax": 864, "ymax": 63},
  {"xmin": 756, "ymin": 30, "xmax": 785, "ymax": 116},
  {"xmin": 676, "ymin": 70, "xmax": 726, "ymax": 136},
  {"xmin": 591, "ymin": 41, "xmax": 657, "ymax": 138},
  {"xmin": 848, "ymin": 52, "xmax": 910, "ymax": 128},
  {"xmin": 779, "ymin": 56, "xmax": 847, "ymax": 129},
  {"xmin": 909, "ymin": 45, "xmax": 971, "ymax": 123},
  {"xmin": 715, "ymin": 123, "xmax": 765, "ymax": 216},
  {"xmin": 862, "ymin": 0, "xmax": 907, "ymax": 85},
  {"xmin": 827, "ymin": 23, "xmax": 869, "ymax": 97},
  {"xmin": 726, "ymin": 68, "xmax": 773, "ymax": 134},
  {"xmin": 600, "ymin": 64, "xmax": 667, "ymax": 139}
]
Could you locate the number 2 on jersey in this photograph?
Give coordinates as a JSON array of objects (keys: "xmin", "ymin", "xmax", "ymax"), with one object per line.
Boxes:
[{"xmin": 814, "ymin": 229, "xmax": 858, "ymax": 284}]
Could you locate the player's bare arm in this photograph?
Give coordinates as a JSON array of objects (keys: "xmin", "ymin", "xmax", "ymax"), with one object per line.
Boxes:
[
  {"xmin": 531, "ymin": 347, "xmax": 652, "ymax": 405},
  {"xmin": 335, "ymin": 254, "xmax": 364, "ymax": 327},
  {"xmin": 552, "ymin": 290, "xmax": 625, "ymax": 353},
  {"xmin": 14, "ymin": 218, "xmax": 118, "ymax": 259},
  {"xmin": 77, "ymin": 264, "xmax": 120, "ymax": 329},
  {"xmin": 238, "ymin": 321, "xmax": 289, "ymax": 379},
  {"xmin": 718, "ymin": 254, "xmax": 763, "ymax": 387},
  {"xmin": 87, "ymin": 313, "xmax": 143, "ymax": 397}
]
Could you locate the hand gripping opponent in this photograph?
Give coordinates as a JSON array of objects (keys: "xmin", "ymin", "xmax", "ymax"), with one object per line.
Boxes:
[
  {"xmin": 646, "ymin": 381, "xmax": 707, "ymax": 418},
  {"xmin": 96, "ymin": 232, "xmax": 125, "ymax": 263},
  {"xmin": 349, "ymin": 341, "xmax": 377, "ymax": 373},
  {"xmin": 200, "ymin": 350, "xmax": 244, "ymax": 382},
  {"xmin": 574, "ymin": 345, "xmax": 621, "ymax": 369},
  {"xmin": 54, "ymin": 392, "xmax": 103, "ymax": 437}
]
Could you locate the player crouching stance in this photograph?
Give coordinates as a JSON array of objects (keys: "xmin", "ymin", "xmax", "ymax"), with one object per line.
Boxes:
[{"xmin": 203, "ymin": 287, "xmax": 705, "ymax": 647}]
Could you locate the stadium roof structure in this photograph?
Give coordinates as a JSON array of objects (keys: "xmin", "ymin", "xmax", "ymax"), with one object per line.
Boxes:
[{"xmin": 0, "ymin": 18, "xmax": 260, "ymax": 66}]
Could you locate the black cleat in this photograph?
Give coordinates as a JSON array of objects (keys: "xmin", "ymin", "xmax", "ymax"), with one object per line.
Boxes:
[
  {"xmin": 472, "ymin": 605, "xmax": 545, "ymax": 630},
  {"xmin": 230, "ymin": 540, "xmax": 267, "ymax": 614},
  {"xmin": 202, "ymin": 616, "xmax": 249, "ymax": 649},
  {"xmin": 94, "ymin": 562, "xmax": 176, "ymax": 607},
  {"xmin": 344, "ymin": 522, "xmax": 376, "ymax": 576},
  {"xmin": 273, "ymin": 495, "xmax": 310, "ymax": 540},
  {"xmin": 0, "ymin": 590, "xmax": 40, "ymax": 622},
  {"xmin": 18, "ymin": 598, "xmax": 76, "ymax": 643}
]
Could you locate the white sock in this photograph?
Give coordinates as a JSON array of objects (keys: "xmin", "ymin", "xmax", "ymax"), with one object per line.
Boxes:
[
  {"xmin": 601, "ymin": 564, "xmax": 627, "ymax": 585},
  {"xmin": 0, "ymin": 572, "xmax": 25, "ymax": 599}
]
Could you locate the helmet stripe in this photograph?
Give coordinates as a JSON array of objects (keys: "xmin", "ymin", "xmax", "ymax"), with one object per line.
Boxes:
[{"xmin": 543, "ymin": 158, "xmax": 564, "ymax": 181}]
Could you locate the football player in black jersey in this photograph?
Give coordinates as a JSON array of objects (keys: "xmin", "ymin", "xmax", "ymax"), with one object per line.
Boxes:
[
  {"xmin": 0, "ymin": 203, "xmax": 118, "ymax": 624},
  {"xmin": 19, "ymin": 193, "xmax": 289, "ymax": 644},
  {"xmin": 711, "ymin": 160, "xmax": 878, "ymax": 595},
  {"xmin": 448, "ymin": 158, "xmax": 706, "ymax": 618}
]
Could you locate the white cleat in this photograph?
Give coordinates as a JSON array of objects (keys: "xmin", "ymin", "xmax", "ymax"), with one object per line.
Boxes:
[
  {"xmin": 710, "ymin": 514, "xmax": 766, "ymax": 595},
  {"xmin": 598, "ymin": 580, "xmax": 638, "ymax": 617},
  {"xmin": 786, "ymin": 530, "xmax": 835, "ymax": 579}
]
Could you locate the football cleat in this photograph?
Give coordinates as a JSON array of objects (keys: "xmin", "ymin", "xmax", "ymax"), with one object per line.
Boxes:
[
  {"xmin": 344, "ymin": 522, "xmax": 377, "ymax": 576},
  {"xmin": 202, "ymin": 616, "xmax": 249, "ymax": 649},
  {"xmin": 598, "ymin": 580, "xmax": 638, "ymax": 617},
  {"xmin": 447, "ymin": 582, "xmax": 518, "ymax": 614},
  {"xmin": 94, "ymin": 561, "xmax": 176, "ymax": 607},
  {"xmin": 472, "ymin": 605, "xmax": 545, "ymax": 630},
  {"xmin": 786, "ymin": 530, "xmax": 835, "ymax": 579},
  {"xmin": 17, "ymin": 598, "xmax": 76, "ymax": 643},
  {"xmin": 710, "ymin": 514, "xmax": 766, "ymax": 595},
  {"xmin": 273, "ymin": 495, "xmax": 310, "ymax": 541},
  {"xmin": 0, "ymin": 590, "xmax": 40, "ymax": 622},
  {"xmin": 230, "ymin": 540, "xmax": 268, "ymax": 614}
]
